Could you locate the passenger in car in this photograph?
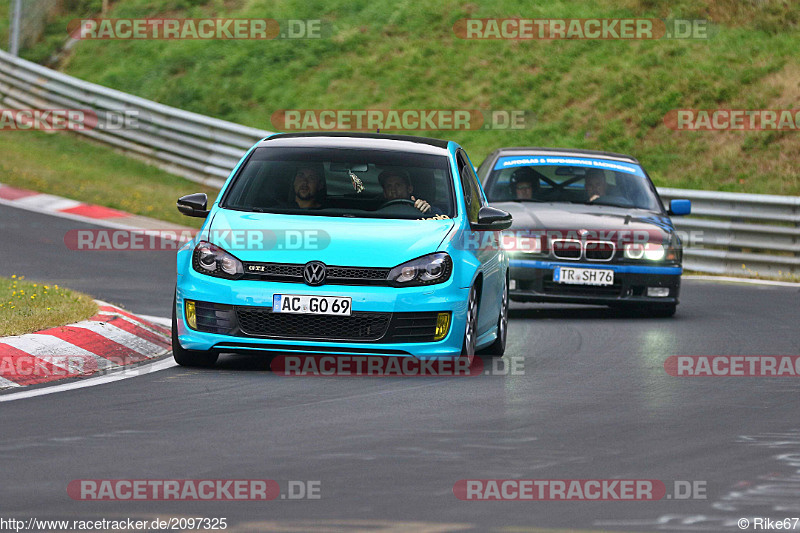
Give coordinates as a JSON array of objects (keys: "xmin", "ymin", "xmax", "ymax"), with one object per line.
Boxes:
[
  {"xmin": 378, "ymin": 169, "xmax": 434, "ymax": 214},
  {"xmin": 585, "ymin": 169, "xmax": 608, "ymax": 203}
]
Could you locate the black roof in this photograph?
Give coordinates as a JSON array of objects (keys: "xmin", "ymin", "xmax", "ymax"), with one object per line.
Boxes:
[
  {"xmin": 489, "ymin": 146, "xmax": 639, "ymax": 164},
  {"xmin": 265, "ymin": 132, "xmax": 451, "ymax": 149}
]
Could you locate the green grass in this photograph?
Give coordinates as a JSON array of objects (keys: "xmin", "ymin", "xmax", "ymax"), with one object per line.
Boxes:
[
  {"xmin": 6, "ymin": 0, "xmax": 800, "ymax": 199},
  {"xmin": 0, "ymin": 275, "xmax": 98, "ymax": 336},
  {"xmin": 0, "ymin": 130, "xmax": 216, "ymax": 227},
  {"xmin": 0, "ymin": 2, "xmax": 7, "ymax": 50}
]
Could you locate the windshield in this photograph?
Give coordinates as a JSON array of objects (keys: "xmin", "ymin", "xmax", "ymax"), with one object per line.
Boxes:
[
  {"xmin": 485, "ymin": 156, "xmax": 662, "ymax": 211},
  {"xmin": 221, "ymin": 147, "xmax": 455, "ymax": 219}
]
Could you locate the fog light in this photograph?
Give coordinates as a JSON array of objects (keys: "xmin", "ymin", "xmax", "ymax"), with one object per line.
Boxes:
[
  {"xmin": 509, "ymin": 279, "xmax": 517, "ymax": 290},
  {"xmin": 185, "ymin": 300, "xmax": 197, "ymax": 329},
  {"xmin": 647, "ymin": 287, "xmax": 670, "ymax": 298},
  {"xmin": 434, "ymin": 312, "xmax": 451, "ymax": 341}
]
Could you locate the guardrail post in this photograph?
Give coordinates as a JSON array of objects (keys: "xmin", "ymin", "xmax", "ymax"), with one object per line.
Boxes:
[
  {"xmin": 9, "ymin": 0, "xmax": 22, "ymax": 56},
  {"xmin": 795, "ymin": 205, "xmax": 800, "ymax": 263}
]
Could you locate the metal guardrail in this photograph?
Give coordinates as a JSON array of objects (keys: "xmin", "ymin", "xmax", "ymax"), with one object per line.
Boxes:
[
  {"xmin": 0, "ymin": 49, "xmax": 271, "ymax": 188},
  {"xmin": 658, "ymin": 188, "xmax": 800, "ymax": 278},
  {"xmin": 0, "ymin": 49, "xmax": 798, "ymax": 279}
]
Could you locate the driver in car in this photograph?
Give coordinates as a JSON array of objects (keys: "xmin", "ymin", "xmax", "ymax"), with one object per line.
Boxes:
[
  {"xmin": 585, "ymin": 169, "xmax": 607, "ymax": 203},
  {"xmin": 290, "ymin": 165, "xmax": 327, "ymax": 209},
  {"xmin": 510, "ymin": 167, "xmax": 540, "ymax": 200},
  {"xmin": 378, "ymin": 169, "xmax": 434, "ymax": 214}
]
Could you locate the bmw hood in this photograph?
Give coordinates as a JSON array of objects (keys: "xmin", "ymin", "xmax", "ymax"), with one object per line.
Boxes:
[
  {"xmin": 495, "ymin": 202, "xmax": 676, "ymax": 239},
  {"xmin": 204, "ymin": 210, "xmax": 456, "ymax": 267}
]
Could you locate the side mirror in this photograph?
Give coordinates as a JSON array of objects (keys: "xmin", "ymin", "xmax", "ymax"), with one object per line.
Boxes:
[
  {"xmin": 668, "ymin": 199, "xmax": 691, "ymax": 216},
  {"xmin": 473, "ymin": 206, "xmax": 513, "ymax": 231},
  {"xmin": 177, "ymin": 193, "xmax": 209, "ymax": 218}
]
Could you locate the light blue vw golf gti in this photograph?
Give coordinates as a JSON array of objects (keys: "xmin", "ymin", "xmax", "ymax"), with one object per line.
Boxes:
[{"xmin": 172, "ymin": 133, "xmax": 513, "ymax": 367}]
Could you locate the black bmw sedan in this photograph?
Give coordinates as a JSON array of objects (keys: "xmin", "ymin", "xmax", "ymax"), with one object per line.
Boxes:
[{"xmin": 478, "ymin": 147, "xmax": 691, "ymax": 317}]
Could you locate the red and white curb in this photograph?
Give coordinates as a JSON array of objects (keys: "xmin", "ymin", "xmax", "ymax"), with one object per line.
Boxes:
[
  {"xmin": 0, "ymin": 182, "xmax": 193, "ymax": 232},
  {"xmin": 0, "ymin": 183, "xmax": 133, "ymax": 223},
  {"xmin": 0, "ymin": 301, "xmax": 171, "ymax": 390}
]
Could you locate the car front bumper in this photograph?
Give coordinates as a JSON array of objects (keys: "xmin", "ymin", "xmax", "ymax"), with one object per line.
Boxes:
[
  {"xmin": 175, "ymin": 268, "xmax": 469, "ymax": 359},
  {"xmin": 508, "ymin": 259, "xmax": 681, "ymax": 306}
]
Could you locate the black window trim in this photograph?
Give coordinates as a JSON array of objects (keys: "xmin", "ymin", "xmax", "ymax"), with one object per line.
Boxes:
[{"xmin": 218, "ymin": 146, "xmax": 460, "ymax": 218}]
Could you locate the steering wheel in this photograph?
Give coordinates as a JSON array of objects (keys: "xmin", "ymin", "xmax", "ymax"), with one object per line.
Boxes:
[{"xmin": 380, "ymin": 198, "xmax": 417, "ymax": 208}]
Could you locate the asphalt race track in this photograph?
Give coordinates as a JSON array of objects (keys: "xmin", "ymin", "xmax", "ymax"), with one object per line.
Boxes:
[{"xmin": 2, "ymin": 204, "xmax": 799, "ymax": 532}]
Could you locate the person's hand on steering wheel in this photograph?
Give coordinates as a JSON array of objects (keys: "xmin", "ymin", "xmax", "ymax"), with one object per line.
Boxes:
[
  {"xmin": 379, "ymin": 196, "xmax": 433, "ymax": 214},
  {"xmin": 411, "ymin": 195, "xmax": 431, "ymax": 213}
]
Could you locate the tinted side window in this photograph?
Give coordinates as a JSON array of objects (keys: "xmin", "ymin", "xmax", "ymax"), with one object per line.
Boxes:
[{"xmin": 457, "ymin": 150, "xmax": 482, "ymax": 223}]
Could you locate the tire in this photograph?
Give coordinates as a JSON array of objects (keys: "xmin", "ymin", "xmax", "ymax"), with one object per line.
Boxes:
[
  {"xmin": 172, "ymin": 293, "xmax": 218, "ymax": 367},
  {"xmin": 478, "ymin": 275, "xmax": 508, "ymax": 357},
  {"xmin": 460, "ymin": 284, "xmax": 479, "ymax": 363}
]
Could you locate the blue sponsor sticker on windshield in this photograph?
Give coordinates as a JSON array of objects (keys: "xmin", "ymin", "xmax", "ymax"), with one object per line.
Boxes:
[{"xmin": 494, "ymin": 155, "xmax": 644, "ymax": 177}]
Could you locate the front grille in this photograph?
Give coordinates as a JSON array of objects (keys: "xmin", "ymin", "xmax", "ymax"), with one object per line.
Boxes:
[
  {"xmin": 551, "ymin": 239, "xmax": 581, "ymax": 260},
  {"xmin": 328, "ymin": 266, "xmax": 390, "ymax": 281},
  {"xmin": 236, "ymin": 307, "xmax": 391, "ymax": 340},
  {"xmin": 384, "ymin": 312, "xmax": 440, "ymax": 343},
  {"xmin": 550, "ymin": 240, "xmax": 616, "ymax": 261},
  {"xmin": 194, "ymin": 302, "xmax": 235, "ymax": 335},
  {"xmin": 243, "ymin": 262, "xmax": 390, "ymax": 285},
  {"xmin": 584, "ymin": 241, "xmax": 616, "ymax": 261},
  {"xmin": 246, "ymin": 264, "xmax": 305, "ymax": 279}
]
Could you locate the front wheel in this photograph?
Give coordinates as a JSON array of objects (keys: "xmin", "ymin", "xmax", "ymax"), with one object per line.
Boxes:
[
  {"xmin": 172, "ymin": 294, "xmax": 218, "ymax": 367},
  {"xmin": 460, "ymin": 284, "xmax": 479, "ymax": 363},
  {"xmin": 479, "ymin": 275, "xmax": 508, "ymax": 357}
]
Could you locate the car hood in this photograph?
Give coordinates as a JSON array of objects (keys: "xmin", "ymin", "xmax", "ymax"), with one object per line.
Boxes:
[
  {"xmin": 206, "ymin": 209, "xmax": 456, "ymax": 267},
  {"xmin": 494, "ymin": 202, "xmax": 675, "ymax": 237}
]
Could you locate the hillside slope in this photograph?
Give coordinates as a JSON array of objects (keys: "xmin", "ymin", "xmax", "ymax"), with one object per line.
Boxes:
[{"xmin": 13, "ymin": 0, "xmax": 800, "ymax": 194}]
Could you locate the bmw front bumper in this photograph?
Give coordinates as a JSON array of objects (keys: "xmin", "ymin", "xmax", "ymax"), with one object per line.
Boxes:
[{"xmin": 508, "ymin": 259, "xmax": 681, "ymax": 306}]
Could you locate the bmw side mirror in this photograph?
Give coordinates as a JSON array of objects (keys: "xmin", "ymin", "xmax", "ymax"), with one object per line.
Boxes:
[
  {"xmin": 668, "ymin": 199, "xmax": 691, "ymax": 216},
  {"xmin": 177, "ymin": 193, "xmax": 209, "ymax": 218},
  {"xmin": 474, "ymin": 206, "xmax": 513, "ymax": 231}
]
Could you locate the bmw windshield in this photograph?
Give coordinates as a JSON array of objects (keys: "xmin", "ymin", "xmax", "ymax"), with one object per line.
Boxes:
[
  {"xmin": 221, "ymin": 147, "xmax": 455, "ymax": 219},
  {"xmin": 485, "ymin": 155, "xmax": 662, "ymax": 211}
]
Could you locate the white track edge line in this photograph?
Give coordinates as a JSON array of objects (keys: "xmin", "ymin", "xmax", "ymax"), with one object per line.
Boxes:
[
  {"xmin": 0, "ymin": 356, "xmax": 177, "ymax": 402},
  {"xmin": 682, "ymin": 275, "xmax": 800, "ymax": 287},
  {"xmin": 130, "ymin": 314, "xmax": 171, "ymax": 328}
]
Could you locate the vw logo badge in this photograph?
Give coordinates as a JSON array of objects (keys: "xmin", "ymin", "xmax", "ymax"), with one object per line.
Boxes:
[{"xmin": 303, "ymin": 261, "xmax": 327, "ymax": 286}]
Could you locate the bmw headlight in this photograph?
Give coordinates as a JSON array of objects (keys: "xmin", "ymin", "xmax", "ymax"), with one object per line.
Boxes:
[
  {"xmin": 388, "ymin": 253, "xmax": 452, "ymax": 287},
  {"xmin": 624, "ymin": 243, "xmax": 666, "ymax": 261},
  {"xmin": 192, "ymin": 241, "xmax": 244, "ymax": 279}
]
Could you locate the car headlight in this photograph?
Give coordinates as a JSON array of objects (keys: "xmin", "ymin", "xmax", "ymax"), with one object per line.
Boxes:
[
  {"xmin": 624, "ymin": 243, "xmax": 666, "ymax": 261},
  {"xmin": 192, "ymin": 241, "xmax": 244, "ymax": 279},
  {"xmin": 388, "ymin": 253, "xmax": 452, "ymax": 287}
]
